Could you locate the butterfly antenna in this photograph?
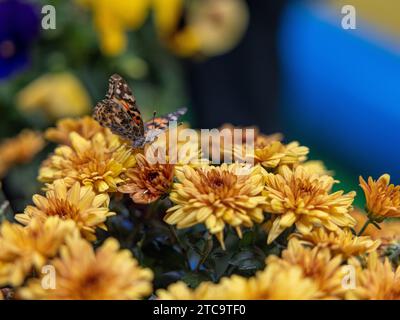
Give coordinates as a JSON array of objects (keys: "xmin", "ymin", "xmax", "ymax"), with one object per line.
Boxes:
[{"xmin": 152, "ymin": 111, "xmax": 157, "ymax": 127}]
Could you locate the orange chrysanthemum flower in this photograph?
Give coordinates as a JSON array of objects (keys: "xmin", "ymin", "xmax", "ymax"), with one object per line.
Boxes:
[
  {"xmin": 212, "ymin": 263, "xmax": 322, "ymax": 300},
  {"xmin": 156, "ymin": 281, "xmax": 212, "ymax": 300},
  {"xmin": 19, "ymin": 236, "xmax": 153, "ymax": 300},
  {"xmin": 164, "ymin": 163, "xmax": 266, "ymax": 248},
  {"xmin": 0, "ymin": 130, "xmax": 45, "ymax": 178},
  {"xmin": 199, "ymin": 124, "xmax": 282, "ymax": 165},
  {"xmin": 301, "ymin": 160, "xmax": 333, "ymax": 176},
  {"xmin": 254, "ymin": 133, "xmax": 284, "ymax": 150},
  {"xmin": 45, "ymin": 116, "xmax": 109, "ymax": 146},
  {"xmin": 254, "ymin": 141, "xmax": 309, "ymax": 170},
  {"xmin": 118, "ymin": 153, "xmax": 174, "ymax": 204},
  {"xmin": 263, "ymin": 165, "xmax": 356, "ymax": 243},
  {"xmin": 359, "ymin": 174, "xmax": 400, "ymax": 221},
  {"xmin": 39, "ymin": 132, "xmax": 136, "ymax": 193},
  {"xmin": 346, "ymin": 252, "xmax": 400, "ymax": 300},
  {"xmin": 0, "ymin": 217, "xmax": 78, "ymax": 286},
  {"xmin": 294, "ymin": 228, "xmax": 380, "ymax": 258},
  {"xmin": 157, "ymin": 262, "xmax": 321, "ymax": 300},
  {"xmin": 216, "ymin": 123, "xmax": 282, "ymax": 149},
  {"xmin": 15, "ymin": 180, "xmax": 115, "ymax": 241},
  {"xmin": 268, "ymin": 238, "xmax": 346, "ymax": 299}
]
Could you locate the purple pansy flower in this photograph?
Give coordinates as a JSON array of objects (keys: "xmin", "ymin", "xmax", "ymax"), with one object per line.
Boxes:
[{"xmin": 0, "ymin": 0, "xmax": 40, "ymax": 80}]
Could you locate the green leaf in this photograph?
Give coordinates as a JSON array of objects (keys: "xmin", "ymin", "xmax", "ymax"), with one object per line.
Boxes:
[
  {"xmin": 181, "ymin": 272, "xmax": 210, "ymax": 288},
  {"xmin": 239, "ymin": 230, "xmax": 256, "ymax": 247},
  {"xmin": 229, "ymin": 248, "xmax": 266, "ymax": 275}
]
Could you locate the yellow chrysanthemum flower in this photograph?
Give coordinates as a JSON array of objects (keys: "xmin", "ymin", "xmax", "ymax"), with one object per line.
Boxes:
[
  {"xmin": 254, "ymin": 141, "xmax": 309, "ymax": 169},
  {"xmin": 217, "ymin": 124, "xmax": 282, "ymax": 147},
  {"xmin": 280, "ymin": 142, "xmax": 310, "ymax": 166},
  {"xmin": 153, "ymin": 0, "xmax": 249, "ymax": 57},
  {"xmin": 156, "ymin": 281, "xmax": 212, "ymax": 300},
  {"xmin": 45, "ymin": 116, "xmax": 108, "ymax": 146},
  {"xmin": 0, "ymin": 130, "xmax": 45, "ymax": 178},
  {"xmin": 359, "ymin": 174, "xmax": 400, "ymax": 221},
  {"xmin": 39, "ymin": 131, "xmax": 136, "ymax": 193},
  {"xmin": 77, "ymin": 0, "xmax": 151, "ymax": 56},
  {"xmin": 295, "ymin": 228, "xmax": 380, "ymax": 258},
  {"xmin": 15, "ymin": 180, "xmax": 115, "ymax": 241},
  {"xmin": 203, "ymin": 124, "xmax": 282, "ymax": 165},
  {"xmin": 0, "ymin": 217, "xmax": 78, "ymax": 287},
  {"xmin": 254, "ymin": 133, "xmax": 284, "ymax": 149},
  {"xmin": 164, "ymin": 163, "xmax": 266, "ymax": 248},
  {"xmin": 158, "ymin": 263, "xmax": 321, "ymax": 300},
  {"xmin": 215, "ymin": 263, "xmax": 322, "ymax": 300},
  {"xmin": 254, "ymin": 141, "xmax": 286, "ymax": 168},
  {"xmin": 187, "ymin": 0, "xmax": 249, "ymax": 56},
  {"xmin": 263, "ymin": 165, "xmax": 356, "ymax": 244},
  {"xmin": 17, "ymin": 73, "xmax": 91, "ymax": 119},
  {"xmin": 19, "ymin": 236, "xmax": 153, "ymax": 300},
  {"xmin": 267, "ymin": 238, "xmax": 346, "ymax": 299},
  {"xmin": 346, "ymin": 251, "xmax": 400, "ymax": 300},
  {"xmin": 301, "ymin": 160, "xmax": 333, "ymax": 176}
]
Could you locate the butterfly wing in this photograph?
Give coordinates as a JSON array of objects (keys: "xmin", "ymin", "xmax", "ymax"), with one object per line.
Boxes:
[
  {"xmin": 93, "ymin": 74, "xmax": 145, "ymax": 141},
  {"xmin": 145, "ymin": 107, "xmax": 187, "ymax": 131},
  {"xmin": 93, "ymin": 99, "xmax": 140, "ymax": 141},
  {"xmin": 143, "ymin": 108, "xmax": 187, "ymax": 145},
  {"xmin": 93, "ymin": 74, "xmax": 187, "ymax": 149},
  {"xmin": 106, "ymin": 74, "xmax": 136, "ymax": 105}
]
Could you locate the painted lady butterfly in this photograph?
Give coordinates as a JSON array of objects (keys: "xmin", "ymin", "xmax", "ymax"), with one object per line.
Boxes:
[{"xmin": 93, "ymin": 74, "xmax": 187, "ymax": 149}]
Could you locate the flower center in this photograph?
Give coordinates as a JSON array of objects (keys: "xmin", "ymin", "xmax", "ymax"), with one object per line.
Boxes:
[
  {"xmin": 70, "ymin": 150, "xmax": 111, "ymax": 178},
  {"xmin": 146, "ymin": 171, "xmax": 159, "ymax": 181},
  {"xmin": 291, "ymin": 179, "xmax": 319, "ymax": 200},
  {"xmin": 77, "ymin": 270, "xmax": 106, "ymax": 298},
  {"xmin": 83, "ymin": 273, "xmax": 100, "ymax": 287},
  {"xmin": 211, "ymin": 177, "xmax": 224, "ymax": 188},
  {"xmin": 197, "ymin": 170, "xmax": 239, "ymax": 198},
  {"xmin": 46, "ymin": 198, "xmax": 81, "ymax": 220}
]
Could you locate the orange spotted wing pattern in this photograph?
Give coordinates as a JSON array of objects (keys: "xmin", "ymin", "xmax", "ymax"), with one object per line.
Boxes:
[
  {"xmin": 145, "ymin": 109, "xmax": 187, "ymax": 131},
  {"xmin": 93, "ymin": 74, "xmax": 187, "ymax": 148}
]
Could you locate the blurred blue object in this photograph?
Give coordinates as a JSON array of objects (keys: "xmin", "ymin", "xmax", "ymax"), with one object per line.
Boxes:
[
  {"xmin": 0, "ymin": 0, "xmax": 40, "ymax": 80},
  {"xmin": 279, "ymin": 1, "xmax": 400, "ymax": 182}
]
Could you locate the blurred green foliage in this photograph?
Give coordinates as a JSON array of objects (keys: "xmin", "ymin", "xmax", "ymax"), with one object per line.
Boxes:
[
  {"xmin": 0, "ymin": 0, "xmax": 190, "ymax": 214},
  {"xmin": 0, "ymin": 0, "xmax": 189, "ymax": 138}
]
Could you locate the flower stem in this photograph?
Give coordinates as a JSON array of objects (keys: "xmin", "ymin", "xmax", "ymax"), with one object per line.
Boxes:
[
  {"xmin": 168, "ymin": 225, "xmax": 191, "ymax": 270},
  {"xmin": 357, "ymin": 219, "xmax": 371, "ymax": 236},
  {"xmin": 195, "ymin": 233, "xmax": 213, "ymax": 272}
]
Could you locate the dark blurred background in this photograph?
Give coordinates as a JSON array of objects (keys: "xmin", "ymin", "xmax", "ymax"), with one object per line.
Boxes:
[{"xmin": 188, "ymin": 0, "xmax": 285, "ymax": 133}]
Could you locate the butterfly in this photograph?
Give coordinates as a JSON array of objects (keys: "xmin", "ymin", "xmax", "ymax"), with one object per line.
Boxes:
[{"xmin": 93, "ymin": 74, "xmax": 187, "ymax": 149}]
